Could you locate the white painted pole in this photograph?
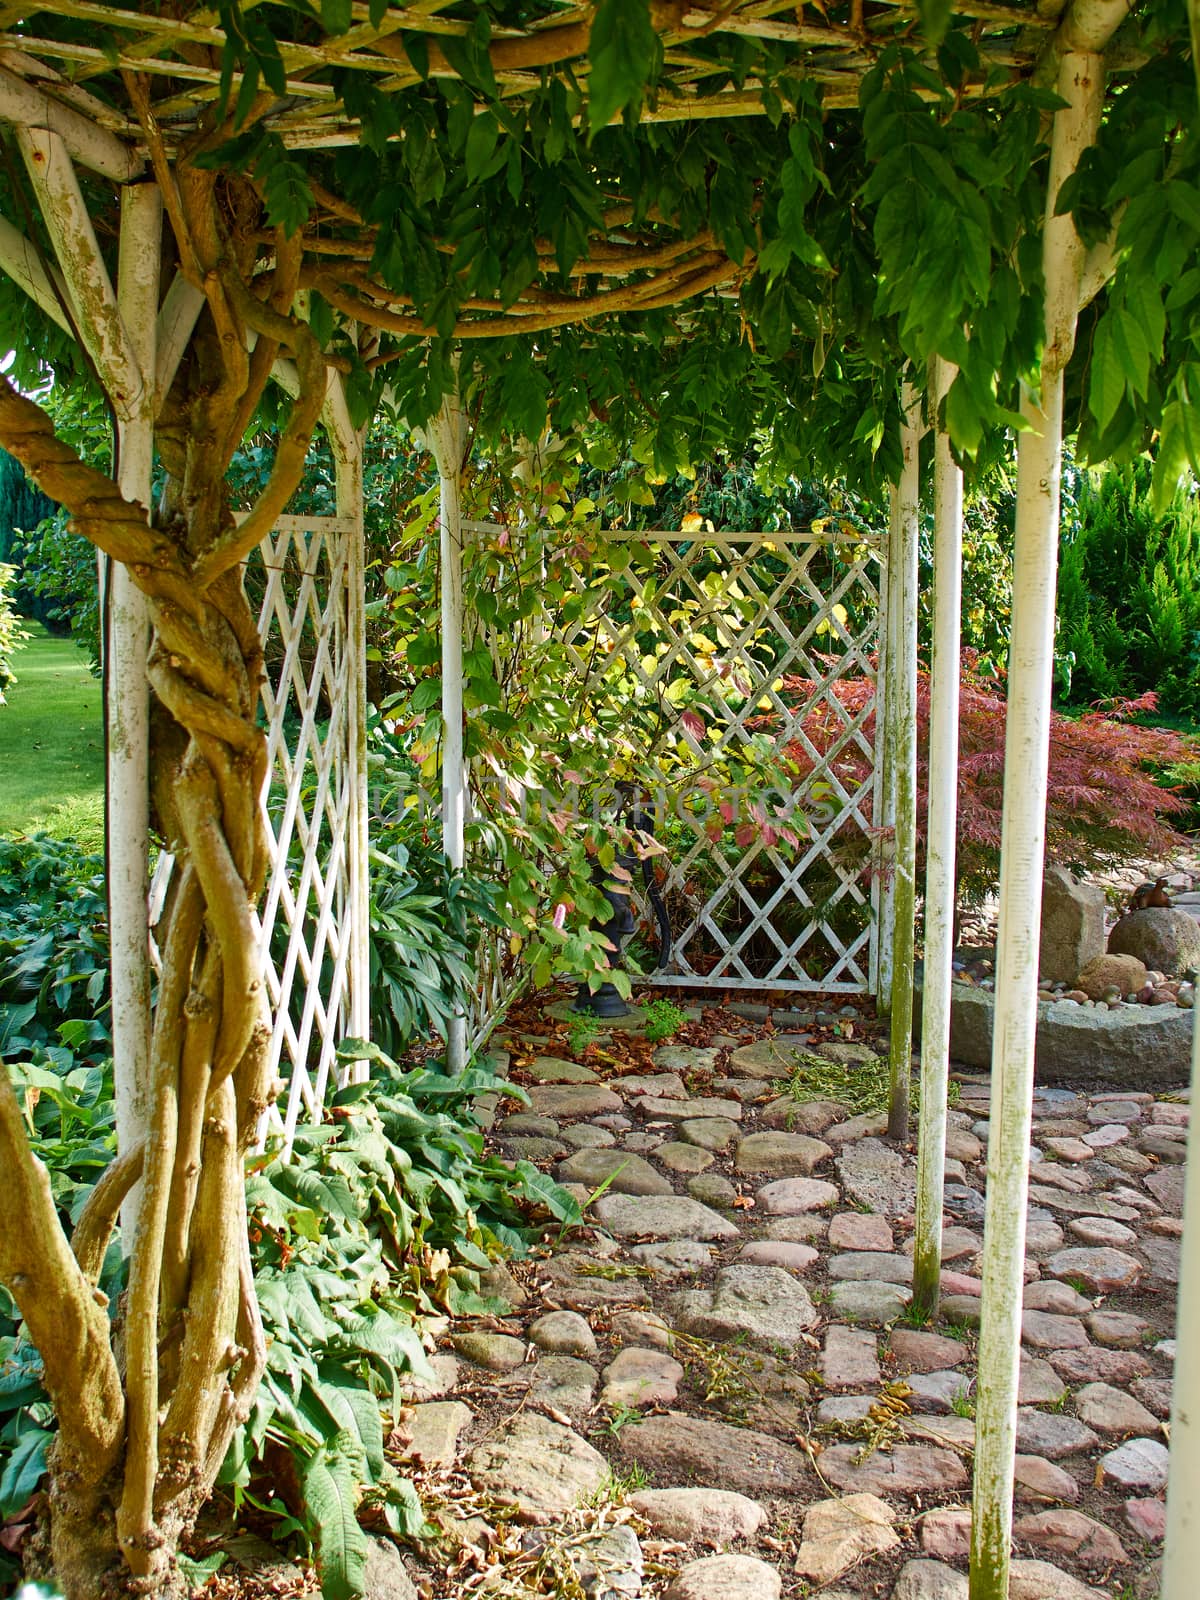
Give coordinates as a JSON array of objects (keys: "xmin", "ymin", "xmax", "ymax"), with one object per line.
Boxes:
[
  {"xmin": 431, "ymin": 390, "xmax": 469, "ymax": 1073},
  {"xmin": 325, "ymin": 373, "xmax": 370, "ymax": 1064},
  {"xmin": 1164, "ymin": 1004, "xmax": 1200, "ymax": 1596},
  {"xmin": 887, "ymin": 383, "xmax": 920, "ymax": 1140},
  {"xmin": 969, "ymin": 45, "xmax": 1105, "ymax": 1600},
  {"xmin": 913, "ymin": 358, "xmax": 963, "ymax": 1317},
  {"xmin": 877, "ymin": 494, "xmax": 899, "ymax": 1014},
  {"xmin": 111, "ymin": 182, "xmax": 159, "ymax": 1225}
]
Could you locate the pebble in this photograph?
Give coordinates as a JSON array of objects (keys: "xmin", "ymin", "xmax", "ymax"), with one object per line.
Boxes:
[
  {"xmin": 678, "ymin": 1117, "xmax": 740, "ymax": 1151},
  {"xmin": 1066, "ymin": 1215, "xmax": 1137, "ymax": 1246},
  {"xmin": 795, "ymin": 1494, "xmax": 899, "ymax": 1585},
  {"xmin": 531, "ymin": 1355, "xmax": 598, "ymax": 1414},
  {"xmin": 1100, "ymin": 1437, "xmax": 1171, "ymax": 1492},
  {"xmin": 1073, "ymin": 1382, "xmax": 1160, "ymax": 1437},
  {"xmin": 558, "ymin": 1148, "xmax": 674, "ymax": 1196},
  {"xmin": 592, "ymin": 1194, "xmax": 740, "ymax": 1240},
  {"xmin": 529, "ymin": 1310, "xmax": 597, "ymax": 1356},
  {"xmin": 1021, "ymin": 1310, "xmax": 1091, "ymax": 1351},
  {"xmin": 1014, "ymin": 1410, "xmax": 1099, "ymax": 1459},
  {"xmin": 1125, "ymin": 1497, "xmax": 1167, "ymax": 1541},
  {"xmin": 734, "ymin": 1239, "xmax": 818, "ymax": 1272},
  {"xmin": 1014, "ymin": 1454, "xmax": 1081, "ymax": 1503},
  {"xmin": 890, "ymin": 1558, "xmax": 968, "ymax": 1599},
  {"xmin": 656, "ymin": 1141, "xmax": 715, "ymax": 1174},
  {"xmin": 828, "ymin": 1211, "xmax": 895, "ymax": 1251},
  {"xmin": 1085, "ymin": 1309, "xmax": 1150, "ymax": 1348},
  {"xmin": 889, "ymin": 1330, "xmax": 968, "ymax": 1373},
  {"xmin": 600, "ymin": 1347, "xmax": 684, "ymax": 1408},
  {"xmin": 829, "ymin": 1279, "xmax": 912, "ymax": 1324},
  {"xmin": 687, "ymin": 1172, "xmax": 737, "ymax": 1207},
  {"xmin": 818, "ymin": 1443, "xmax": 968, "ymax": 1495},
  {"xmin": 1023, "ymin": 1280, "xmax": 1091, "ymax": 1315},
  {"xmin": 823, "ymin": 1324, "xmax": 881, "ymax": 1388},
  {"xmin": 1046, "ymin": 1245, "xmax": 1142, "ymax": 1293},
  {"xmin": 451, "ymin": 1332, "xmax": 528, "ymax": 1373},
  {"xmin": 628, "ymin": 1487, "xmax": 765, "ymax": 1542},
  {"xmin": 734, "ymin": 1130, "xmax": 833, "ymax": 1175},
  {"xmin": 669, "ymin": 1264, "xmax": 818, "ymax": 1349},
  {"xmin": 919, "ymin": 1506, "xmax": 972, "ymax": 1560},
  {"xmin": 664, "ymin": 1553, "xmax": 781, "ymax": 1600},
  {"xmin": 617, "ymin": 1411, "xmax": 810, "ymax": 1496},
  {"xmin": 755, "ymin": 1176, "xmax": 839, "ymax": 1214},
  {"xmin": 466, "ymin": 1413, "xmax": 608, "ymax": 1514},
  {"xmin": 1011, "ymin": 1509, "xmax": 1127, "ymax": 1568}
]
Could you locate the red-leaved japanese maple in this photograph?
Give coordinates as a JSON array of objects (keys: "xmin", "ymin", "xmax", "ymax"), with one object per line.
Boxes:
[{"xmin": 777, "ymin": 651, "xmax": 1195, "ymax": 914}]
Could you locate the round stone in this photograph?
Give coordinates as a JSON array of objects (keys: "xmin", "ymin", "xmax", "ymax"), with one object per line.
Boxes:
[
  {"xmin": 1046, "ymin": 1246, "xmax": 1143, "ymax": 1294},
  {"xmin": 1100, "ymin": 1437, "xmax": 1170, "ymax": 1492},
  {"xmin": 755, "ymin": 1176, "xmax": 839, "ymax": 1214},
  {"xmin": 528, "ymin": 1310, "xmax": 597, "ymax": 1357},
  {"xmin": 664, "ymin": 1553, "xmax": 781, "ymax": 1600}
]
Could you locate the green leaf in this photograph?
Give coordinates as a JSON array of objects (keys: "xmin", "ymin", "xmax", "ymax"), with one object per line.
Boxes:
[
  {"xmin": 321, "ymin": 0, "xmax": 353, "ymax": 34},
  {"xmin": 0, "ymin": 1426, "xmax": 51, "ymax": 1517},
  {"xmin": 301, "ymin": 1440, "xmax": 369, "ymax": 1600},
  {"xmin": 314, "ymin": 1367, "xmax": 386, "ymax": 1480},
  {"xmin": 465, "ymin": 111, "xmax": 500, "ymax": 182},
  {"xmin": 1089, "ymin": 315, "xmax": 1126, "ymax": 433},
  {"xmin": 588, "ymin": 0, "xmax": 659, "ymax": 133}
]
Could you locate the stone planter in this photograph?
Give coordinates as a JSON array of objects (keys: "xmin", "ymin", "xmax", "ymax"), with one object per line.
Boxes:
[{"xmin": 914, "ymin": 978, "xmax": 1193, "ymax": 1089}]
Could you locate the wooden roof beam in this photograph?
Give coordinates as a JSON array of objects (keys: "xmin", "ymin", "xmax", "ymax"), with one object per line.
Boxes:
[{"xmin": 0, "ymin": 63, "xmax": 141, "ymax": 180}]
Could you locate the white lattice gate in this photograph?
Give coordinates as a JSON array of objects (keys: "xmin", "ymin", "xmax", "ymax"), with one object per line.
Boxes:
[
  {"xmin": 150, "ymin": 494, "xmax": 369, "ymax": 1150},
  {"xmin": 557, "ymin": 528, "xmax": 886, "ymax": 994}
]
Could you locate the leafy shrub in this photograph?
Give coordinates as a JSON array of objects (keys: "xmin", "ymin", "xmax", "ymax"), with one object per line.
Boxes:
[
  {"xmin": 782, "ymin": 652, "xmax": 1196, "ymax": 913},
  {"xmin": 216, "ymin": 1040, "xmax": 574, "ymax": 1598},
  {"xmin": 0, "ymin": 835, "xmax": 110, "ymax": 1060},
  {"xmin": 1056, "ymin": 461, "xmax": 1200, "ymax": 718},
  {"xmin": 0, "ymin": 561, "xmax": 28, "ymax": 706}
]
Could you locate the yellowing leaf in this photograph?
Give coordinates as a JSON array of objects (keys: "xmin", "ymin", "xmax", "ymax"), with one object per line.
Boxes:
[{"xmin": 681, "ymin": 512, "xmax": 703, "ymax": 533}]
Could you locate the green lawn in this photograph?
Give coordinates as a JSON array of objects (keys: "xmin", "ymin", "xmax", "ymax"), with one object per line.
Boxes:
[{"xmin": 0, "ymin": 619, "xmax": 104, "ymax": 844}]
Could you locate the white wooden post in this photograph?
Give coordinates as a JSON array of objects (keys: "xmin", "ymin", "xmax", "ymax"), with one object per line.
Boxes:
[
  {"xmin": 429, "ymin": 390, "xmax": 469, "ymax": 1072},
  {"xmin": 324, "ymin": 372, "xmax": 370, "ymax": 1063},
  {"xmin": 887, "ymin": 384, "xmax": 920, "ymax": 1139},
  {"xmin": 1164, "ymin": 1002, "xmax": 1200, "ymax": 1596},
  {"xmin": 969, "ymin": 42, "xmax": 1107, "ymax": 1600},
  {"xmin": 876, "ymin": 497, "xmax": 898, "ymax": 1014},
  {"xmin": 913, "ymin": 358, "xmax": 963, "ymax": 1315},
  {"xmin": 107, "ymin": 183, "xmax": 159, "ymax": 1211}
]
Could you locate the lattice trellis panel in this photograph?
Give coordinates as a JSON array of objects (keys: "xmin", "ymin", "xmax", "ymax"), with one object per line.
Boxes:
[
  {"xmin": 150, "ymin": 512, "xmax": 367, "ymax": 1148},
  {"xmin": 552, "ymin": 530, "xmax": 885, "ymax": 994}
]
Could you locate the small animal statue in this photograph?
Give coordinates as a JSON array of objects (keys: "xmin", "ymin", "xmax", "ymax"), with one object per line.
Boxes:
[{"xmin": 1125, "ymin": 876, "xmax": 1173, "ymax": 913}]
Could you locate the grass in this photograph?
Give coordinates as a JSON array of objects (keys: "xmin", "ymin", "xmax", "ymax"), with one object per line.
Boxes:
[
  {"xmin": 0, "ymin": 620, "xmax": 104, "ymax": 843},
  {"xmin": 772, "ymin": 1050, "xmax": 961, "ymax": 1117}
]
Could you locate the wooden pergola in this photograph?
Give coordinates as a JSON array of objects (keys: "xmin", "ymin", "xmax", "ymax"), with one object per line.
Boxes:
[{"xmin": 0, "ymin": 5, "xmax": 1192, "ymax": 1599}]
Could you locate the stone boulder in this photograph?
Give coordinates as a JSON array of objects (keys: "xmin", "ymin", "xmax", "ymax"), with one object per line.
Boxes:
[
  {"xmin": 1077, "ymin": 953, "xmax": 1148, "ymax": 1000},
  {"xmin": 1108, "ymin": 907, "xmax": 1200, "ymax": 975},
  {"xmin": 1040, "ymin": 867, "xmax": 1105, "ymax": 985}
]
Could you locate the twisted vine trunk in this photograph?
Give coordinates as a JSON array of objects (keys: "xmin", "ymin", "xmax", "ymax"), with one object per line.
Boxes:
[{"xmin": 0, "ymin": 159, "xmax": 325, "ymax": 1597}]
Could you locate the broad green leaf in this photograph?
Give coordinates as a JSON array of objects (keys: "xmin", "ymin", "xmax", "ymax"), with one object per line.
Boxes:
[
  {"xmin": 301, "ymin": 1442, "xmax": 369, "ymax": 1600},
  {"xmin": 587, "ymin": 0, "xmax": 659, "ymax": 133}
]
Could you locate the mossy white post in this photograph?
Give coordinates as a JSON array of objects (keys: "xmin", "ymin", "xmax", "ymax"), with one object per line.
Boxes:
[
  {"xmin": 887, "ymin": 383, "xmax": 920, "ymax": 1140},
  {"xmin": 913, "ymin": 358, "xmax": 963, "ymax": 1317},
  {"xmin": 108, "ymin": 184, "xmax": 159, "ymax": 1214},
  {"xmin": 1165, "ymin": 1000, "xmax": 1200, "ymax": 1599},
  {"xmin": 430, "ymin": 389, "xmax": 469, "ymax": 1073},
  {"xmin": 325, "ymin": 373, "xmax": 370, "ymax": 1064},
  {"xmin": 969, "ymin": 34, "xmax": 1110, "ymax": 1600},
  {"xmin": 876, "ymin": 498, "xmax": 898, "ymax": 1015}
]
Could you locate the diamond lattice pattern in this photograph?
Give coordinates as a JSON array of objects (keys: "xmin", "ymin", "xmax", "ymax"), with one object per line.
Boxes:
[{"xmin": 556, "ymin": 532, "xmax": 883, "ymax": 993}]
